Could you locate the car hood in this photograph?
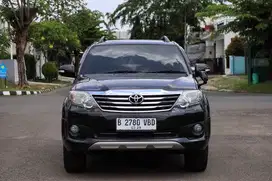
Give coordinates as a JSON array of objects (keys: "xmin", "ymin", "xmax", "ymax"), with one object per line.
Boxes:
[{"xmin": 72, "ymin": 74, "xmax": 198, "ymax": 91}]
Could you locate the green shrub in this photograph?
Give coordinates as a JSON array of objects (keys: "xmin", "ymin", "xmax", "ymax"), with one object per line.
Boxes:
[
  {"xmin": 13, "ymin": 54, "xmax": 37, "ymax": 80},
  {"xmin": 225, "ymin": 36, "xmax": 245, "ymax": 68},
  {"xmin": 225, "ymin": 36, "xmax": 245, "ymax": 57},
  {"xmin": 0, "ymin": 52, "xmax": 10, "ymax": 59},
  {"xmin": 42, "ymin": 62, "xmax": 58, "ymax": 82}
]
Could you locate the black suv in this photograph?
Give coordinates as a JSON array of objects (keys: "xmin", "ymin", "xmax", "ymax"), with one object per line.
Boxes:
[{"xmin": 60, "ymin": 36, "xmax": 211, "ymax": 173}]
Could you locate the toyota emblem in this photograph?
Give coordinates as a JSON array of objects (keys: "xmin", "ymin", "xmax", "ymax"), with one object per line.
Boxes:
[{"xmin": 128, "ymin": 94, "xmax": 144, "ymax": 105}]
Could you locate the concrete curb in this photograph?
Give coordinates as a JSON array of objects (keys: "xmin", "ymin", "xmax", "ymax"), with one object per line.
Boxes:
[
  {"xmin": 0, "ymin": 84, "xmax": 70, "ymax": 96},
  {"xmin": 202, "ymin": 88, "xmax": 234, "ymax": 92}
]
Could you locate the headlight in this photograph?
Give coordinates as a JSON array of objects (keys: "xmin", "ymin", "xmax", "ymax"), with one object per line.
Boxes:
[
  {"xmin": 68, "ymin": 91, "xmax": 96, "ymax": 108},
  {"xmin": 176, "ymin": 90, "xmax": 203, "ymax": 108}
]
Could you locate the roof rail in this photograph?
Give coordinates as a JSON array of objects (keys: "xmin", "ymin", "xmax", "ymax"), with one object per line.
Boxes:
[
  {"xmin": 160, "ymin": 36, "xmax": 170, "ymax": 42},
  {"xmin": 98, "ymin": 36, "xmax": 107, "ymax": 43}
]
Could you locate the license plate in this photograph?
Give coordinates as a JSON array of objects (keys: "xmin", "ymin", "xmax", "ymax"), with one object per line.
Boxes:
[{"xmin": 116, "ymin": 118, "xmax": 156, "ymax": 131}]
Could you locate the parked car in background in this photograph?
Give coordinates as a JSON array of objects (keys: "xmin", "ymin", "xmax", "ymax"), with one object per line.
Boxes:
[
  {"xmin": 191, "ymin": 63, "xmax": 211, "ymax": 74},
  {"xmin": 59, "ymin": 64, "xmax": 75, "ymax": 77}
]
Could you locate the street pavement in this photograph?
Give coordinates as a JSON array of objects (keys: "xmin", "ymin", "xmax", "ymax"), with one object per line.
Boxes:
[{"xmin": 0, "ymin": 88, "xmax": 272, "ymax": 181}]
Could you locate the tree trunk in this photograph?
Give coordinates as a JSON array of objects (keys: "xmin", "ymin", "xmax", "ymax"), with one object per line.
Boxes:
[{"xmin": 15, "ymin": 29, "xmax": 28, "ymax": 87}]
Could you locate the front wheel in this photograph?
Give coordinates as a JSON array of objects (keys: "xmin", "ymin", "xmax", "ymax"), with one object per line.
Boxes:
[
  {"xmin": 184, "ymin": 146, "xmax": 208, "ymax": 172},
  {"xmin": 63, "ymin": 146, "xmax": 86, "ymax": 173}
]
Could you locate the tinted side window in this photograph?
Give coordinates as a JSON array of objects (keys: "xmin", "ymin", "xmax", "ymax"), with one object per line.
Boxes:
[{"xmin": 79, "ymin": 44, "xmax": 189, "ymax": 74}]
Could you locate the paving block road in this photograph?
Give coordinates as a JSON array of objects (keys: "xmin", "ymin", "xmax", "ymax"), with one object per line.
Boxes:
[{"xmin": 0, "ymin": 88, "xmax": 272, "ymax": 181}]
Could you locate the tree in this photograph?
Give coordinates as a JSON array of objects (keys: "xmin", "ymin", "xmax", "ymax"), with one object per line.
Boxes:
[
  {"xmin": 225, "ymin": 36, "xmax": 245, "ymax": 68},
  {"xmin": 196, "ymin": 1, "xmax": 272, "ymax": 84},
  {"xmin": 225, "ymin": 36, "xmax": 245, "ymax": 57},
  {"xmin": 0, "ymin": 0, "xmax": 85, "ymax": 87},
  {"xmin": 110, "ymin": 0, "xmax": 216, "ymax": 45},
  {"xmin": 130, "ymin": 16, "xmax": 144, "ymax": 39},
  {"xmin": 0, "ymin": 29, "xmax": 10, "ymax": 57},
  {"xmin": 196, "ymin": 0, "xmax": 272, "ymax": 52},
  {"xmin": 28, "ymin": 20, "xmax": 80, "ymax": 62},
  {"xmin": 62, "ymin": 9, "xmax": 116, "ymax": 74},
  {"xmin": 63, "ymin": 9, "xmax": 116, "ymax": 50}
]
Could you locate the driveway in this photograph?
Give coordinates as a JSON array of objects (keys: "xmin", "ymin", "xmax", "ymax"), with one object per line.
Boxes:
[{"xmin": 0, "ymin": 88, "xmax": 272, "ymax": 181}]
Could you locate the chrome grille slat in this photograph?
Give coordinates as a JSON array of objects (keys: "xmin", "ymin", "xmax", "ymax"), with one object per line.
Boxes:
[
  {"xmin": 100, "ymin": 105, "xmax": 172, "ymax": 109},
  {"xmin": 95, "ymin": 97, "xmax": 128, "ymax": 101},
  {"xmin": 96, "ymin": 100, "xmax": 176, "ymax": 105},
  {"xmin": 144, "ymin": 96, "xmax": 179, "ymax": 100},
  {"xmin": 93, "ymin": 94, "xmax": 180, "ymax": 112}
]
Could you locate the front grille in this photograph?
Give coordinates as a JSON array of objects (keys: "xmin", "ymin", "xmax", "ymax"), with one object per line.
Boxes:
[{"xmin": 92, "ymin": 94, "xmax": 180, "ymax": 112}]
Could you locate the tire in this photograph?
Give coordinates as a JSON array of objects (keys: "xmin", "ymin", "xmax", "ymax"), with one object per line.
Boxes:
[
  {"xmin": 63, "ymin": 146, "xmax": 86, "ymax": 173},
  {"xmin": 184, "ymin": 146, "xmax": 208, "ymax": 172}
]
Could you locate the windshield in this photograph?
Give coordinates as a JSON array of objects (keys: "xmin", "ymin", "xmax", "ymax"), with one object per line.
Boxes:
[{"xmin": 79, "ymin": 44, "xmax": 188, "ymax": 75}]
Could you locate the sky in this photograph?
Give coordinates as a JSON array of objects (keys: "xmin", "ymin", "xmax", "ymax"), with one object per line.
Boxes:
[
  {"xmin": 87, "ymin": 0, "xmax": 124, "ymax": 15},
  {"xmin": 87, "ymin": 0, "xmax": 129, "ymax": 30}
]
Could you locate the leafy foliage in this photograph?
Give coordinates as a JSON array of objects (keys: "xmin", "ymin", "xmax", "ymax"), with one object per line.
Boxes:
[
  {"xmin": 38, "ymin": 0, "xmax": 86, "ymax": 20},
  {"xmin": 0, "ymin": 0, "xmax": 85, "ymax": 87},
  {"xmin": 225, "ymin": 36, "xmax": 245, "ymax": 57},
  {"xmin": 29, "ymin": 20, "xmax": 80, "ymax": 56},
  {"xmin": 63, "ymin": 9, "xmax": 116, "ymax": 50},
  {"xmin": 225, "ymin": 36, "xmax": 245, "ymax": 66},
  {"xmin": 110, "ymin": 0, "xmax": 216, "ymax": 45},
  {"xmin": 0, "ymin": 29, "xmax": 10, "ymax": 57},
  {"xmin": 196, "ymin": 0, "xmax": 272, "ymax": 47},
  {"xmin": 42, "ymin": 62, "xmax": 58, "ymax": 82},
  {"xmin": 197, "ymin": 1, "xmax": 272, "ymax": 83}
]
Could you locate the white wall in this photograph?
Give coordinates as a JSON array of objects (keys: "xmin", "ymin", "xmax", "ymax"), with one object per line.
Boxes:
[
  {"xmin": 204, "ymin": 41, "xmax": 215, "ymax": 59},
  {"xmin": 199, "ymin": 16, "xmax": 238, "ymax": 74},
  {"xmin": 215, "ymin": 39, "xmax": 224, "ymax": 58},
  {"xmin": 114, "ymin": 31, "xmax": 130, "ymax": 39},
  {"xmin": 35, "ymin": 50, "xmax": 46, "ymax": 79},
  {"xmin": 224, "ymin": 31, "xmax": 237, "ymax": 75},
  {"xmin": 9, "ymin": 42, "xmax": 34, "ymax": 55},
  {"xmin": 224, "ymin": 32, "xmax": 237, "ymax": 49},
  {"xmin": 0, "ymin": 59, "xmax": 19, "ymax": 84}
]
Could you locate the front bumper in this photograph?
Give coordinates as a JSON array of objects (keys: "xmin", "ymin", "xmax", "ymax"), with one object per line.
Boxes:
[
  {"xmin": 64, "ymin": 136, "xmax": 208, "ymax": 153},
  {"xmin": 62, "ymin": 104, "xmax": 210, "ymax": 153}
]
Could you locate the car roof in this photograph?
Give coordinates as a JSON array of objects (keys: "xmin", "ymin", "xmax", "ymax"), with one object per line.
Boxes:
[{"xmin": 95, "ymin": 39, "xmax": 176, "ymax": 46}]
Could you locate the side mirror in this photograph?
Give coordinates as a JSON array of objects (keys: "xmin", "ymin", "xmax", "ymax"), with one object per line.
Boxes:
[
  {"xmin": 191, "ymin": 64, "xmax": 210, "ymax": 74},
  {"xmin": 199, "ymin": 71, "xmax": 208, "ymax": 83},
  {"xmin": 58, "ymin": 64, "xmax": 75, "ymax": 78},
  {"xmin": 195, "ymin": 63, "xmax": 210, "ymax": 73},
  {"xmin": 194, "ymin": 64, "xmax": 208, "ymax": 88}
]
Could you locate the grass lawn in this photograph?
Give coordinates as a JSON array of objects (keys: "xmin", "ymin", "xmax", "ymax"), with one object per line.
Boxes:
[
  {"xmin": 0, "ymin": 79, "xmax": 69, "ymax": 91},
  {"xmin": 32, "ymin": 78, "xmax": 71, "ymax": 84},
  {"xmin": 208, "ymin": 75, "xmax": 272, "ymax": 93}
]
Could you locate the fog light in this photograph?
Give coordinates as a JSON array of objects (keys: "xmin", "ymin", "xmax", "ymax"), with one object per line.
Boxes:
[
  {"xmin": 70, "ymin": 125, "xmax": 79, "ymax": 134},
  {"xmin": 193, "ymin": 124, "xmax": 203, "ymax": 133}
]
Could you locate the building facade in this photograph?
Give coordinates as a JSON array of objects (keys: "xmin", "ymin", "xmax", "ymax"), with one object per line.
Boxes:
[
  {"xmin": 199, "ymin": 16, "xmax": 238, "ymax": 75},
  {"xmin": 114, "ymin": 30, "xmax": 130, "ymax": 39}
]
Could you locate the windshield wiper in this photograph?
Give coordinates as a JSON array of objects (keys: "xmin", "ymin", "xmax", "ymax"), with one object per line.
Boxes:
[
  {"xmin": 145, "ymin": 70, "xmax": 187, "ymax": 74},
  {"xmin": 104, "ymin": 70, "xmax": 140, "ymax": 74}
]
